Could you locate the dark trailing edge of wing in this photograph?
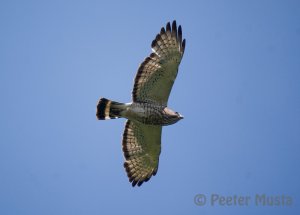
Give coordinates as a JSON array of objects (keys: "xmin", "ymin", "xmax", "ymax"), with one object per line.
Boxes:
[
  {"xmin": 132, "ymin": 55, "xmax": 152, "ymax": 101},
  {"xmin": 123, "ymin": 161, "xmax": 155, "ymax": 187}
]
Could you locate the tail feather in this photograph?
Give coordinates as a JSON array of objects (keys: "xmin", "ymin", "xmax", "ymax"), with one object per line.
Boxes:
[{"xmin": 96, "ymin": 98, "xmax": 126, "ymax": 120}]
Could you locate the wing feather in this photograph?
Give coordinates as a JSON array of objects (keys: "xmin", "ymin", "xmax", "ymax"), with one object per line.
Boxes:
[
  {"xmin": 123, "ymin": 120, "xmax": 162, "ymax": 187},
  {"xmin": 132, "ymin": 20, "xmax": 186, "ymax": 105}
]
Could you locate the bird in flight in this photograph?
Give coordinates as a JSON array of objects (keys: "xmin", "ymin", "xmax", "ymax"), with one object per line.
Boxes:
[{"xmin": 96, "ymin": 20, "xmax": 186, "ymax": 187}]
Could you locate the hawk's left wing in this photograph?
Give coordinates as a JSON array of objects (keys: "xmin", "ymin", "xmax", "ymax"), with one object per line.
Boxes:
[
  {"xmin": 123, "ymin": 120, "xmax": 162, "ymax": 187},
  {"xmin": 132, "ymin": 20, "xmax": 186, "ymax": 106}
]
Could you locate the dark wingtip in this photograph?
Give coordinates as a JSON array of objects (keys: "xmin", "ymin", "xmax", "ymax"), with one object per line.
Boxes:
[
  {"xmin": 166, "ymin": 22, "xmax": 171, "ymax": 32},
  {"xmin": 182, "ymin": 39, "xmax": 186, "ymax": 53},
  {"xmin": 172, "ymin": 20, "xmax": 177, "ymax": 32},
  {"xmin": 132, "ymin": 180, "xmax": 138, "ymax": 187},
  {"xmin": 150, "ymin": 53, "xmax": 157, "ymax": 58},
  {"xmin": 151, "ymin": 34, "xmax": 161, "ymax": 49},
  {"xmin": 171, "ymin": 20, "xmax": 177, "ymax": 39},
  {"xmin": 155, "ymin": 34, "xmax": 161, "ymax": 41},
  {"xmin": 151, "ymin": 39, "xmax": 157, "ymax": 48},
  {"xmin": 178, "ymin": 25, "xmax": 182, "ymax": 38},
  {"xmin": 152, "ymin": 169, "xmax": 157, "ymax": 176}
]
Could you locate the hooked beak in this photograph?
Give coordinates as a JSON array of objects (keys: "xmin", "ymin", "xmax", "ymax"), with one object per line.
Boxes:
[{"xmin": 179, "ymin": 114, "xmax": 184, "ymax": 119}]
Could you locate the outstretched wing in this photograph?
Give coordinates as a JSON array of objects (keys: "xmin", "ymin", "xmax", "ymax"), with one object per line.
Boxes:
[
  {"xmin": 132, "ymin": 20, "xmax": 186, "ymax": 106},
  {"xmin": 122, "ymin": 120, "xmax": 162, "ymax": 187}
]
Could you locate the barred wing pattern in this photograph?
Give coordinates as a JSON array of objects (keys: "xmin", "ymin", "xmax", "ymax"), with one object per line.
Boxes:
[
  {"xmin": 121, "ymin": 21, "xmax": 185, "ymax": 186},
  {"xmin": 123, "ymin": 120, "xmax": 162, "ymax": 187},
  {"xmin": 132, "ymin": 21, "xmax": 186, "ymax": 105}
]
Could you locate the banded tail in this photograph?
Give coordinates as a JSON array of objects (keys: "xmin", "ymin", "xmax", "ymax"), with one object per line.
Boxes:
[{"xmin": 96, "ymin": 98, "xmax": 127, "ymax": 120}]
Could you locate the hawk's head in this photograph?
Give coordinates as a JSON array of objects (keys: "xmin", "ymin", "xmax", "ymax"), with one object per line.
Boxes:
[{"xmin": 163, "ymin": 107, "xmax": 184, "ymax": 125}]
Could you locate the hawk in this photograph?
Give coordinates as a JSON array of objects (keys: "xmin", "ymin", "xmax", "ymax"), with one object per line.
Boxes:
[{"xmin": 96, "ymin": 20, "xmax": 186, "ymax": 187}]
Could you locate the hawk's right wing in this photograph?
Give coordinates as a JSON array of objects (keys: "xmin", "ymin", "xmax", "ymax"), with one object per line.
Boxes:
[{"xmin": 122, "ymin": 120, "xmax": 162, "ymax": 187}]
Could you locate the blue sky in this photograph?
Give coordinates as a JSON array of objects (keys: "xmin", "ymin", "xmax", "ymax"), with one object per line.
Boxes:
[{"xmin": 1, "ymin": 0, "xmax": 299, "ymax": 214}]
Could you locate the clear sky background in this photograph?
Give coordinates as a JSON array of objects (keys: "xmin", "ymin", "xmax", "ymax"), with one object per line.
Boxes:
[{"xmin": 1, "ymin": 0, "xmax": 299, "ymax": 214}]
